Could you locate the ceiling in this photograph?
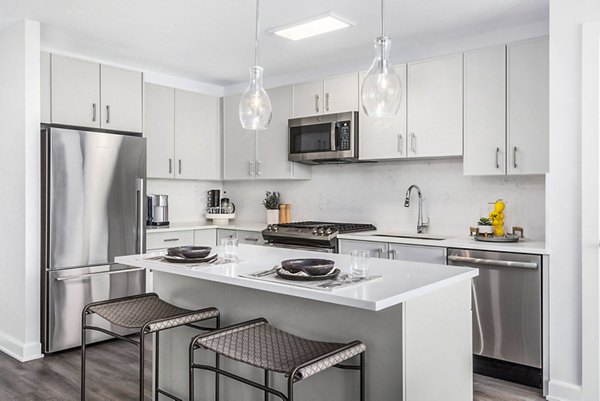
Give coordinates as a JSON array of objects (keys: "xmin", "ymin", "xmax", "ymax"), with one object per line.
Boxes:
[{"xmin": 0, "ymin": 0, "xmax": 548, "ymax": 87}]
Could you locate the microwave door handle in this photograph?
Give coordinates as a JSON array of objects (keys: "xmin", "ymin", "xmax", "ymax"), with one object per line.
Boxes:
[{"xmin": 330, "ymin": 123, "xmax": 336, "ymax": 151}]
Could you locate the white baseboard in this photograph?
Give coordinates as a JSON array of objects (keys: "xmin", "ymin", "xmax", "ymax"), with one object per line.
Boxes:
[
  {"xmin": 546, "ymin": 380, "xmax": 583, "ymax": 401},
  {"xmin": 0, "ymin": 331, "xmax": 43, "ymax": 362}
]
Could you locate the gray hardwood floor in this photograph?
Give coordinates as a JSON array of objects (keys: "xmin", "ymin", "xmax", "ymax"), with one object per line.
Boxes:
[{"xmin": 0, "ymin": 340, "xmax": 544, "ymax": 401}]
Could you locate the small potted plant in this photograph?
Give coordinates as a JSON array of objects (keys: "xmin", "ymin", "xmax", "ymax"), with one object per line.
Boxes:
[
  {"xmin": 263, "ymin": 191, "xmax": 281, "ymax": 224},
  {"xmin": 477, "ymin": 217, "xmax": 493, "ymax": 236}
]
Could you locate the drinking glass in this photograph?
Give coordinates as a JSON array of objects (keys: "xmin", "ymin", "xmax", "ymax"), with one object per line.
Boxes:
[
  {"xmin": 221, "ymin": 238, "xmax": 239, "ymax": 262},
  {"xmin": 350, "ymin": 250, "xmax": 370, "ymax": 278}
]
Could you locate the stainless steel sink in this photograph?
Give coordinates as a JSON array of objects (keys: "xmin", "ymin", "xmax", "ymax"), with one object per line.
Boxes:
[{"xmin": 369, "ymin": 234, "xmax": 448, "ymax": 241}]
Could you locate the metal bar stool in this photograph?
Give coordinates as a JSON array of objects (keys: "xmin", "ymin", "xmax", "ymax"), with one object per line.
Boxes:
[
  {"xmin": 81, "ymin": 292, "xmax": 220, "ymax": 401},
  {"xmin": 189, "ymin": 318, "xmax": 366, "ymax": 401}
]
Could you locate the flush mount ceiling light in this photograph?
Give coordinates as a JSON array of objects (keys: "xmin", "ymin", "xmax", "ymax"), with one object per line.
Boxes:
[
  {"xmin": 239, "ymin": 0, "xmax": 272, "ymax": 130},
  {"xmin": 361, "ymin": 0, "xmax": 402, "ymax": 117},
  {"xmin": 271, "ymin": 14, "xmax": 351, "ymax": 41}
]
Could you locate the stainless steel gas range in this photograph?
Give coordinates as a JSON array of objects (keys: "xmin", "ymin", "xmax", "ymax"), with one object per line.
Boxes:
[{"xmin": 262, "ymin": 221, "xmax": 377, "ymax": 253}]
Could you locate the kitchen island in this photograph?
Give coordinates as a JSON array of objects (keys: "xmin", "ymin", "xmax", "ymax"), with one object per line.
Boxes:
[{"xmin": 116, "ymin": 245, "xmax": 478, "ymax": 401}]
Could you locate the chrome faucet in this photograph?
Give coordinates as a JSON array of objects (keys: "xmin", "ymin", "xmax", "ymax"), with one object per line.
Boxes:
[{"xmin": 404, "ymin": 185, "xmax": 430, "ymax": 233}]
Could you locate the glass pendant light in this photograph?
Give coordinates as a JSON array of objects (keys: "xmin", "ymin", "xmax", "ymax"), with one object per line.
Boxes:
[
  {"xmin": 239, "ymin": 0, "xmax": 272, "ymax": 130},
  {"xmin": 361, "ymin": 0, "xmax": 402, "ymax": 117}
]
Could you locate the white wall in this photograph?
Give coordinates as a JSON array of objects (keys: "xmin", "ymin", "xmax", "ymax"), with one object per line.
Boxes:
[
  {"xmin": 546, "ymin": 1, "xmax": 600, "ymax": 400},
  {"xmin": 224, "ymin": 159, "xmax": 546, "ymax": 239},
  {"xmin": 0, "ymin": 20, "xmax": 42, "ymax": 362},
  {"xmin": 147, "ymin": 180, "xmax": 223, "ymax": 223}
]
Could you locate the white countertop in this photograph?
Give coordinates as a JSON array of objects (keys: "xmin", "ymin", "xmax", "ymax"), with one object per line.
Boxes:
[
  {"xmin": 339, "ymin": 231, "xmax": 548, "ymax": 254},
  {"xmin": 116, "ymin": 244, "xmax": 478, "ymax": 312},
  {"xmin": 146, "ymin": 221, "xmax": 266, "ymax": 233}
]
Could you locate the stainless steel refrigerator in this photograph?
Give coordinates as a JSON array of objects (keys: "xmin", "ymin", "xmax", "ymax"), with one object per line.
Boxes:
[{"xmin": 41, "ymin": 126, "xmax": 147, "ymax": 353}]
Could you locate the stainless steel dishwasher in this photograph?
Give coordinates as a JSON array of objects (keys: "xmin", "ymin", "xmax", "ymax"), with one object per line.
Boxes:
[{"xmin": 447, "ymin": 248, "xmax": 542, "ymax": 388}]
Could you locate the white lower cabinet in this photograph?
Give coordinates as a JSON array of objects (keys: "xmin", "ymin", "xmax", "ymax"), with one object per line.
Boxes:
[
  {"xmin": 193, "ymin": 229, "xmax": 217, "ymax": 246},
  {"xmin": 237, "ymin": 230, "xmax": 264, "ymax": 245},
  {"xmin": 338, "ymin": 239, "xmax": 389, "ymax": 259},
  {"xmin": 146, "ymin": 230, "xmax": 194, "ymax": 251},
  {"xmin": 217, "ymin": 229, "xmax": 237, "ymax": 244},
  {"xmin": 388, "ymin": 243, "xmax": 446, "ymax": 264}
]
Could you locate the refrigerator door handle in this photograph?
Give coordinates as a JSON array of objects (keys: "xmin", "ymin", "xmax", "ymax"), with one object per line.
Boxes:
[
  {"xmin": 136, "ymin": 178, "xmax": 145, "ymax": 254},
  {"xmin": 55, "ymin": 267, "xmax": 146, "ymax": 281}
]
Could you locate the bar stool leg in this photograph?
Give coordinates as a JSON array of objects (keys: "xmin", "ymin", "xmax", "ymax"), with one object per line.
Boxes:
[
  {"xmin": 287, "ymin": 377, "xmax": 294, "ymax": 401},
  {"xmin": 215, "ymin": 315, "xmax": 220, "ymax": 401},
  {"xmin": 81, "ymin": 324, "xmax": 87, "ymax": 401},
  {"xmin": 264, "ymin": 370, "xmax": 270, "ymax": 401},
  {"xmin": 359, "ymin": 352, "xmax": 366, "ymax": 401},
  {"xmin": 155, "ymin": 331, "xmax": 160, "ymax": 400},
  {"xmin": 140, "ymin": 331, "xmax": 146, "ymax": 401},
  {"xmin": 189, "ymin": 341, "xmax": 195, "ymax": 401}
]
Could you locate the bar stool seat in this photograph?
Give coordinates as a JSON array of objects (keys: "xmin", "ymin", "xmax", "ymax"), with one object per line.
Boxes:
[
  {"xmin": 190, "ymin": 318, "xmax": 366, "ymax": 401},
  {"xmin": 82, "ymin": 293, "xmax": 220, "ymax": 401}
]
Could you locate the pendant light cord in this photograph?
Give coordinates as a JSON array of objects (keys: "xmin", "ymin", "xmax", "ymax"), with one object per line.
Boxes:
[
  {"xmin": 381, "ymin": 0, "xmax": 384, "ymax": 37},
  {"xmin": 254, "ymin": 0, "xmax": 260, "ymax": 66}
]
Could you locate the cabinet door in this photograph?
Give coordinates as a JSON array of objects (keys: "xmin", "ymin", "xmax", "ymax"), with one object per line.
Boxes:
[
  {"xmin": 388, "ymin": 243, "xmax": 446, "ymax": 264},
  {"xmin": 194, "ymin": 229, "xmax": 217, "ymax": 246},
  {"xmin": 256, "ymin": 86, "xmax": 294, "ymax": 180},
  {"xmin": 338, "ymin": 239, "xmax": 388, "ymax": 259},
  {"xmin": 237, "ymin": 230, "xmax": 264, "ymax": 245},
  {"xmin": 41, "ymin": 52, "xmax": 51, "ymax": 124},
  {"xmin": 359, "ymin": 65, "xmax": 408, "ymax": 160},
  {"xmin": 144, "ymin": 83, "xmax": 175, "ymax": 179},
  {"xmin": 292, "ymin": 80, "xmax": 323, "ymax": 117},
  {"xmin": 507, "ymin": 39, "xmax": 549, "ymax": 175},
  {"xmin": 324, "ymin": 73, "xmax": 359, "ymax": 114},
  {"xmin": 100, "ymin": 64, "xmax": 143, "ymax": 132},
  {"xmin": 217, "ymin": 229, "xmax": 237, "ymax": 243},
  {"xmin": 175, "ymin": 89, "xmax": 221, "ymax": 180},
  {"xmin": 464, "ymin": 46, "xmax": 506, "ymax": 175},
  {"xmin": 223, "ymin": 94, "xmax": 257, "ymax": 180},
  {"xmin": 51, "ymin": 54, "xmax": 100, "ymax": 128},
  {"xmin": 407, "ymin": 54, "xmax": 463, "ymax": 158}
]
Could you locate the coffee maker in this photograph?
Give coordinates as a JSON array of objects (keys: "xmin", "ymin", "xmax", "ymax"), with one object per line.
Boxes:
[{"xmin": 147, "ymin": 194, "xmax": 169, "ymax": 226}]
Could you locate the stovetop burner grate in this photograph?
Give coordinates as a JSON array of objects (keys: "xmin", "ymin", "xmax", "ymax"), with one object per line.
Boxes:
[{"xmin": 275, "ymin": 221, "xmax": 376, "ymax": 234}]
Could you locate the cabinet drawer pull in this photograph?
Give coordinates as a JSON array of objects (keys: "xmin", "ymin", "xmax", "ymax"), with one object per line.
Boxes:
[
  {"xmin": 178, "ymin": 159, "xmax": 182, "ymax": 174},
  {"xmin": 388, "ymin": 249, "xmax": 397, "ymax": 259},
  {"xmin": 92, "ymin": 103, "xmax": 97, "ymax": 122},
  {"xmin": 256, "ymin": 160, "xmax": 262, "ymax": 176},
  {"xmin": 163, "ymin": 238, "xmax": 179, "ymax": 242},
  {"xmin": 397, "ymin": 134, "xmax": 403, "ymax": 154},
  {"xmin": 106, "ymin": 105, "xmax": 110, "ymax": 124},
  {"xmin": 315, "ymin": 94, "xmax": 320, "ymax": 113},
  {"xmin": 513, "ymin": 146, "xmax": 518, "ymax": 168},
  {"xmin": 410, "ymin": 133, "xmax": 416, "ymax": 153},
  {"xmin": 325, "ymin": 93, "xmax": 330, "ymax": 112},
  {"xmin": 168, "ymin": 158, "xmax": 172, "ymax": 174},
  {"xmin": 244, "ymin": 238, "xmax": 259, "ymax": 242},
  {"xmin": 495, "ymin": 147, "xmax": 500, "ymax": 169},
  {"xmin": 374, "ymin": 249, "xmax": 383, "ymax": 258},
  {"xmin": 249, "ymin": 161, "xmax": 255, "ymax": 176}
]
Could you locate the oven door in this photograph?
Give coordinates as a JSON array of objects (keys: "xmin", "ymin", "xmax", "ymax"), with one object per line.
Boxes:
[{"xmin": 264, "ymin": 242, "xmax": 335, "ymax": 254}]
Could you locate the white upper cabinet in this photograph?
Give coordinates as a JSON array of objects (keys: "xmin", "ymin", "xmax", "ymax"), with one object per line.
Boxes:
[
  {"xmin": 175, "ymin": 89, "xmax": 221, "ymax": 180},
  {"xmin": 359, "ymin": 64, "xmax": 408, "ymax": 160},
  {"xmin": 323, "ymin": 73, "xmax": 359, "ymax": 114},
  {"xmin": 144, "ymin": 83, "xmax": 175, "ymax": 179},
  {"xmin": 223, "ymin": 93, "xmax": 257, "ymax": 180},
  {"xmin": 407, "ymin": 54, "xmax": 463, "ymax": 158},
  {"xmin": 50, "ymin": 54, "xmax": 143, "ymax": 132},
  {"xmin": 292, "ymin": 80, "xmax": 323, "ymax": 118},
  {"xmin": 41, "ymin": 52, "xmax": 51, "ymax": 124},
  {"xmin": 464, "ymin": 46, "xmax": 507, "ymax": 175},
  {"xmin": 507, "ymin": 38, "xmax": 549, "ymax": 175},
  {"xmin": 223, "ymin": 87, "xmax": 311, "ymax": 181},
  {"xmin": 292, "ymin": 73, "xmax": 359, "ymax": 117},
  {"xmin": 100, "ymin": 64, "xmax": 143, "ymax": 132},
  {"xmin": 51, "ymin": 54, "xmax": 100, "ymax": 128}
]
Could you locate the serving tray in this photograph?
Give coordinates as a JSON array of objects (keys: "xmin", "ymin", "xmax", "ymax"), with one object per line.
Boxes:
[{"xmin": 474, "ymin": 234, "xmax": 520, "ymax": 243}]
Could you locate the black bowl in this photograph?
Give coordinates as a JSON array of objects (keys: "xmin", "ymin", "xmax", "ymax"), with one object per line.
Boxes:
[
  {"xmin": 167, "ymin": 246, "xmax": 212, "ymax": 259},
  {"xmin": 280, "ymin": 258, "xmax": 335, "ymax": 276}
]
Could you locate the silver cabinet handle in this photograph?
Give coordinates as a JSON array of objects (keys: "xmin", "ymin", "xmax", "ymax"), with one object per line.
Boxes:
[
  {"xmin": 325, "ymin": 93, "xmax": 330, "ymax": 112},
  {"xmin": 315, "ymin": 94, "xmax": 320, "ymax": 113},
  {"xmin": 249, "ymin": 161, "xmax": 255, "ymax": 176},
  {"xmin": 178, "ymin": 159, "xmax": 182, "ymax": 174},
  {"xmin": 495, "ymin": 147, "xmax": 500, "ymax": 169},
  {"xmin": 244, "ymin": 238, "xmax": 259, "ymax": 242},
  {"xmin": 163, "ymin": 238, "xmax": 180, "ymax": 242},
  {"xmin": 92, "ymin": 103, "xmax": 97, "ymax": 122},
  {"xmin": 388, "ymin": 249, "xmax": 397, "ymax": 259},
  {"xmin": 106, "ymin": 105, "xmax": 110, "ymax": 124},
  {"xmin": 168, "ymin": 158, "xmax": 172, "ymax": 174},
  {"xmin": 410, "ymin": 133, "xmax": 416, "ymax": 153},
  {"xmin": 448, "ymin": 255, "xmax": 537, "ymax": 269},
  {"xmin": 397, "ymin": 134, "xmax": 404, "ymax": 154},
  {"xmin": 256, "ymin": 160, "xmax": 262, "ymax": 176},
  {"xmin": 56, "ymin": 267, "xmax": 145, "ymax": 282},
  {"xmin": 374, "ymin": 249, "xmax": 383, "ymax": 258},
  {"xmin": 513, "ymin": 146, "xmax": 518, "ymax": 168},
  {"xmin": 136, "ymin": 178, "xmax": 145, "ymax": 254}
]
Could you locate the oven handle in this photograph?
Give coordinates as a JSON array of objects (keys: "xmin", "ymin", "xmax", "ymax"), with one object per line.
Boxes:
[
  {"xmin": 264, "ymin": 242, "xmax": 335, "ymax": 254},
  {"xmin": 448, "ymin": 255, "xmax": 537, "ymax": 269},
  {"xmin": 55, "ymin": 267, "xmax": 146, "ymax": 281},
  {"xmin": 330, "ymin": 122, "xmax": 336, "ymax": 152}
]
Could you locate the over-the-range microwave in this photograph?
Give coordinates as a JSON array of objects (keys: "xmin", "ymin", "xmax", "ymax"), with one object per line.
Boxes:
[{"xmin": 288, "ymin": 111, "xmax": 359, "ymax": 164}]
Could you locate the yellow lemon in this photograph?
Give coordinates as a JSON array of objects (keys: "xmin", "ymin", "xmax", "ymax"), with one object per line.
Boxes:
[
  {"xmin": 497, "ymin": 213, "xmax": 505, "ymax": 220},
  {"xmin": 492, "ymin": 219, "xmax": 501, "ymax": 227},
  {"xmin": 489, "ymin": 212, "xmax": 498, "ymax": 219},
  {"xmin": 495, "ymin": 227, "xmax": 505, "ymax": 236},
  {"xmin": 495, "ymin": 200, "xmax": 505, "ymax": 213}
]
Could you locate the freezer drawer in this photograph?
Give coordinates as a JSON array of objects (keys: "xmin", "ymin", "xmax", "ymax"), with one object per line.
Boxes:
[{"xmin": 44, "ymin": 264, "xmax": 145, "ymax": 353}]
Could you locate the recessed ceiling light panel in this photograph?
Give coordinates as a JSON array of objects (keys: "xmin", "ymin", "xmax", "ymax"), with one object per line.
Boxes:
[{"xmin": 271, "ymin": 13, "xmax": 352, "ymax": 41}]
